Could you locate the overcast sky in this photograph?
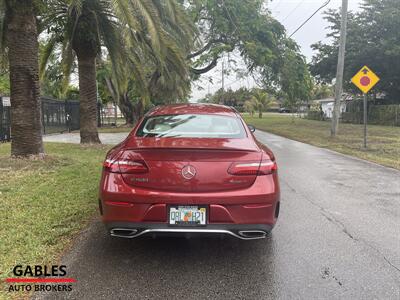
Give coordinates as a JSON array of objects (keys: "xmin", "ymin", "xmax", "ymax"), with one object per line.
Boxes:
[{"xmin": 190, "ymin": 0, "xmax": 363, "ymax": 101}]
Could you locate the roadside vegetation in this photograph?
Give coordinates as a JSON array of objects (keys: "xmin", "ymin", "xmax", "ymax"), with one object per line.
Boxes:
[
  {"xmin": 97, "ymin": 126, "xmax": 133, "ymax": 134},
  {"xmin": 243, "ymin": 114, "xmax": 400, "ymax": 170},
  {"xmin": 0, "ymin": 143, "xmax": 109, "ymax": 299},
  {"xmin": 0, "ymin": 0, "xmax": 312, "ymax": 157}
]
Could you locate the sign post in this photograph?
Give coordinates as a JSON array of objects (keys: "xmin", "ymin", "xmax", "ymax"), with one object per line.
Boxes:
[
  {"xmin": 363, "ymin": 93, "xmax": 367, "ymax": 148},
  {"xmin": 351, "ymin": 66, "xmax": 380, "ymax": 149}
]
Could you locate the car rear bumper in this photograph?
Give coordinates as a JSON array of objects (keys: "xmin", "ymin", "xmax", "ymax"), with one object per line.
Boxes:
[
  {"xmin": 100, "ymin": 172, "xmax": 280, "ymax": 223},
  {"xmin": 106, "ymin": 223, "xmax": 273, "ymax": 240},
  {"xmin": 99, "ymin": 172, "xmax": 280, "ymax": 237}
]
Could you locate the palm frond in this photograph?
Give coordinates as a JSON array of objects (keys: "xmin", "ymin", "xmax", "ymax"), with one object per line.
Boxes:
[
  {"xmin": 67, "ymin": 0, "xmax": 82, "ymax": 16},
  {"xmin": 39, "ymin": 35, "xmax": 57, "ymax": 79},
  {"xmin": 60, "ymin": 38, "xmax": 74, "ymax": 94},
  {"xmin": 110, "ymin": 0, "xmax": 140, "ymax": 31},
  {"xmin": 128, "ymin": 0, "xmax": 163, "ymax": 58},
  {"xmin": 38, "ymin": 0, "xmax": 194, "ymax": 105}
]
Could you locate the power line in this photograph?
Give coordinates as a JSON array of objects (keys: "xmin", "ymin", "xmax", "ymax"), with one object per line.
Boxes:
[
  {"xmin": 282, "ymin": 0, "xmax": 306, "ymax": 22},
  {"xmin": 221, "ymin": 0, "xmax": 238, "ymax": 33},
  {"xmin": 289, "ymin": 0, "xmax": 331, "ymax": 38},
  {"xmin": 271, "ymin": 0, "xmax": 283, "ymax": 11},
  {"xmin": 222, "ymin": 60, "xmax": 225, "ymax": 90}
]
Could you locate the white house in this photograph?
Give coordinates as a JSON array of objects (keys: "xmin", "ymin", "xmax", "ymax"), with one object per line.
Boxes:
[
  {"xmin": 103, "ymin": 102, "xmax": 123, "ymax": 118},
  {"xmin": 314, "ymin": 98, "xmax": 348, "ymax": 119}
]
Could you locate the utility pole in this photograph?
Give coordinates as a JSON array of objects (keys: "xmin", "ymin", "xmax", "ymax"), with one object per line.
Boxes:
[
  {"xmin": 331, "ymin": 0, "xmax": 348, "ymax": 137},
  {"xmin": 221, "ymin": 60, "xmax": 225, "ymax": 91}
]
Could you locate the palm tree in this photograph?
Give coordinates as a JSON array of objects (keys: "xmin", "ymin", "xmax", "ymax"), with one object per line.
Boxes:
[
  {"xmin": 97, "ymin": 32, "xmax": 193, "ymax": 126},
  {"xmin": 0, "ymin": 0, "xmax": 44, "ymax": 157},
  {"xmin": 252, "ymin": 89, "xmax": 274, "ymax": 119},
  {"xmin": 244, "ymin": 100, "xmax": 255, "ymax": 117},
  {"xmin": 97, "ymin": 60, "xmax": 139, "ymax": 125},
  {"xmin": 41, "ymin": 0, "xmax": 193, "ymax": 143}
]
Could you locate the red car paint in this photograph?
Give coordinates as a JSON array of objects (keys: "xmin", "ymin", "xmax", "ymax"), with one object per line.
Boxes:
[{"xmin": 99, "ymin": 104, "xmax": 280, "ymax": 240}]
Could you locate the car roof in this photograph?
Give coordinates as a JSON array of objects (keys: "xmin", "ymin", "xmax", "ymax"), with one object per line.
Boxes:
[{"xmin": 146, "ymin": 104, "xmax": 238, "ymax": 117}]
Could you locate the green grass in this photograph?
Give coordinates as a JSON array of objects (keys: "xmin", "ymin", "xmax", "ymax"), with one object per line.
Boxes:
[
  {"xmin": 243, "ymin": 113, "xmax": 400, "ymax": 170},
  {"xmin": 0, "ymin": 143, "xmax": 110, "ymax": 299},
  {"xmin": 69, "ymin": 125, "xmax": 133, "ymax": 134},
  {"xmin": 97, "ymin": 125, "xmax": 133, "ymax": 133}
]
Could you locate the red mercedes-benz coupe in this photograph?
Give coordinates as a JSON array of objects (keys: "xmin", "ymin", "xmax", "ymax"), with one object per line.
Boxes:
[{"xmin": 99, "ymin": 104, "xmax": 280, "ymax": 240}]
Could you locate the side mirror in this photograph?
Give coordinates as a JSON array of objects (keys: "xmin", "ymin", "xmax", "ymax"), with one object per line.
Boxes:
[{"xmin": 248, "ymin": 125, "xmax": 256, "ymax": 133}]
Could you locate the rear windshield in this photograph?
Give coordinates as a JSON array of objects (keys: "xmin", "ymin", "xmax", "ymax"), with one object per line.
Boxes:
[{"xmin": 136, "ymin": 114, "xmax": 246, "ymax": 138}]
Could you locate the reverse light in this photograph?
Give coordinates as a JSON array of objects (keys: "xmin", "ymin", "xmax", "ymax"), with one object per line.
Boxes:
[{"xmin": 228, "ymin": 160, "xmax": 277, "ymax": 176}]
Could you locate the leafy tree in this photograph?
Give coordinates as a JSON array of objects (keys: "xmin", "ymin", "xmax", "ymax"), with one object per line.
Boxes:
[
  {"xmin": 243, "ymin": 99, "xmax": 255, "ymax": 116},
  {"xmin": 206, "ymin": 87, "xmax": 276, "ymax": 117},
  {"xmin": 0, "ymin": 73, "xmax": 9, "ymax": 95},
  {"xmin": 0, "ymin": 0, "xmax": 44, "ymax": 157},
  {"xmin": 207, "ymin": 87, "xmax": 253, "ymax": 110},
  {"xmin": 41, "ymin": 0, "xmax": 193, "ymax": 143},
  {"xmin": 258, "ymin": 38, "xmax": 312, "ymax": 112},
  {"xmin": 185, "ymin": 1, "xmax": 313, "ymax": 106},
  {"xmin": 310, "ymin": 1, "xmax": 400, "ymax": 103},
  {"xmin": 97, "ymin": 60, "xmax": 143, "ymax": 125},
  {"xmin": 251, "ymin": 89, "xmax": 274, "ymax": 118},
  {"xmin": 97, "ymin": 30, "xmax": 194, "ymax": 126},
  {"xmin": 311, "ymin": 83, "xmax": 333, "ymax": 100},
  {"xmin": 40, "ymin": 43, "xmax": 79, "ymax": 100},
  {"xmin": 0, "ymin": 50, "xmax": 9, "ymax": 95},
  {"xmin": 186, "ymin": 0, "xmax": 286, "ymax": 76}
]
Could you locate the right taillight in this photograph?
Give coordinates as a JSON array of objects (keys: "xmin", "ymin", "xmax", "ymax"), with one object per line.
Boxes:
[{"xmin": 228, "ymin": 159, "xmax": 277, "ymax": 176}]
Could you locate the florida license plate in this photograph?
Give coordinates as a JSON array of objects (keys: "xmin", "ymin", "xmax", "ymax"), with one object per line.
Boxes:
[{"xmin": 168, "ymin": 206, "xmax": 207, "ymax": 226}]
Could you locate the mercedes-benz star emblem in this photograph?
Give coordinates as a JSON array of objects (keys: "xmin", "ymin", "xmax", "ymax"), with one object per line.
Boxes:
[{"xmin": 182, "ymin": 165, "xmax": 196, "ymax": 180}]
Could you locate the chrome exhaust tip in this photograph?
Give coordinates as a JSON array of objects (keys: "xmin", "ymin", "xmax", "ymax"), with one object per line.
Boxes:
[
  {"xmin": 238, "ymin": 230, "xmax": 267, "ymax": 239},
  {"xmin": 108, "ymin": 227, "xmax": 268, "ymax": 240},
  {"xmin": 110, "ymin": 228, "xmax": 138, "ymax": 238}
]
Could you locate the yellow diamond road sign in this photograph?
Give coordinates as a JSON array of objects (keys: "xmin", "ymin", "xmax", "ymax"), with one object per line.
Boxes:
[{"xmin": 351, "ymin": 66, "xmax": 380, "ymax": 94}]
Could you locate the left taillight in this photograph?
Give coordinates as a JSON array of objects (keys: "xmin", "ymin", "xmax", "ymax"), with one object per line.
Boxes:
[
  {"xmin": 103, "ymin": 159, "xmax": 148, "ymax": 174},
  {"xmin": 228, "ymin": 159, "xmax": 277, "ymax": 176}
]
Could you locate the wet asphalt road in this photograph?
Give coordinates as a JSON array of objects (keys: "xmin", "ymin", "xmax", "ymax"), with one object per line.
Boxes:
[{"xmin": 36, "ymin": 131, "xmax": 400, "ymax": 299}]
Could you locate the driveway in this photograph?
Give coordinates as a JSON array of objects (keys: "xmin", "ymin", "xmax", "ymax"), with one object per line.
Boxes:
[
  {"xmin": 43, "ymin": 132, "xmax": 129, "ymax": 145},
  {"xmin": 36, "ymin": 130, "xmax": 400, "ymax": 299}
]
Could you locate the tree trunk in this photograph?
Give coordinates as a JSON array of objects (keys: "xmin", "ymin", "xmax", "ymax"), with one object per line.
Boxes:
[
  {"xmin": 118, "ymin": 93, "xmax": 135, "ymax": 125},
  {"xmin": 133, "ymin": 100, "xmax": 144, "ymax": 121},
  {"xmin": 7, "ymin": 2, "xmax": 44, "ymax": 157},
  {"xmin": 77, "ymin": 55, "xmax": 101, "ymax": 144}
]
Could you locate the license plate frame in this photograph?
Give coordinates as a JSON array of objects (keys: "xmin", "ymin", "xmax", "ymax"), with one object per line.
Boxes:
[{"xmin": 168, "ymin": 205, "xmax": 208, "ymax": 226}]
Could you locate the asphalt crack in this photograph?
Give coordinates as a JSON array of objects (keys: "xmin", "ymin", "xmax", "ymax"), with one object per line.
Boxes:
[
  {"xmin": 321, "ymin": 267, "xmax": 343, "ymax": 287},
  {"xmin": 281, "ymin": 178, "xmax": 400, "ymax": 274}
]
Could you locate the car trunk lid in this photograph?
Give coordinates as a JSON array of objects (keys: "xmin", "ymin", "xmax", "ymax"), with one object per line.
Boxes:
[{"xmin": 118, "ymin": 138, "xmax": 262, "ymax": 193}]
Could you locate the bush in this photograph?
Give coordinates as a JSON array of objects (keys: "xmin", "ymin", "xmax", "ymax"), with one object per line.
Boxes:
[
  {"xmin": 369, "ymin": 105, "xmax": 400, "ymax": 126},
  {"xmin": 342, "ymin": 101, "xmax": 400, "ymax": 126},
  {"xmin": 306, "ymin": 110, "xmax": 325, "ymax": 121}
]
